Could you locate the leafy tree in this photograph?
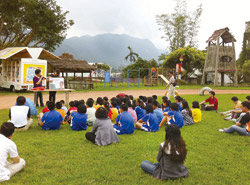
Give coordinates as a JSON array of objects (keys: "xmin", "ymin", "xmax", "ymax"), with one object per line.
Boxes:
[
  {"xmin": 156, "ymin": 0, "xmax": 202, "ymax": 52},
  {"xmin": 242, "ymin": 60, "xmax": 250, "ymax": 82},
  {"xmin": 125, "ymin": 46, "xmax": 139, "ymax": 64},
  {"xmin": 122, "ymin": 57, "xmax": 158, "ymax": 78},
  {"xmin": 162, "ymin": 47, "xmax": 206, "ymax": 78},
  {"xmin": 94, "ymin": 63, "xmax": 110, "ymax": 72},
  {"xmin": 0, "ymin": 0, "xmax": 74, "ymax": 51},
  {"xmin": 59, "ymin": 53, "xmax": 74, "ymax": 59},
  {"xmin": 234, "ymin": 33, "xmax": 250, "ymax": 83},
  {"xmin": 158, "ymin": 53, "xmax": 168, "ymax": 62}
]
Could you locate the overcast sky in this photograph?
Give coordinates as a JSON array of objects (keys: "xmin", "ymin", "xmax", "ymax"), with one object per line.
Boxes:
[{"xmin": 57, "ymin": 0, "xmax": 250, "ymax": 57}]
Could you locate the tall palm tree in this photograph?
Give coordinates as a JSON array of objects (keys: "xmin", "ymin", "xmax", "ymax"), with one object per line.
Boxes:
[{"xmin": 125, "ymin": 46, "xmax": 139, "ymax": 64}]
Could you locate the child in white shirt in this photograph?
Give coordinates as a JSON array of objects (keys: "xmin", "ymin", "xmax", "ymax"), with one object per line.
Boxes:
[
  {"xmin": 0, "ymin": 122, "xmax": 26, "ymax": 182},
  {"xmin": 9, "ymin": 96, "xmax": 33, "ymax": 131},
  {"xmin": 86, "ymin": 98, "xmax": 96, "ymax": 126}
]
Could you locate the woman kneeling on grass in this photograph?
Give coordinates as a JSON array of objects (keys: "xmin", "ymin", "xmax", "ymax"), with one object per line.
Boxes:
[
  {"xmin": 85, "ymin": 107, "xmax": 120, "ymax": 146},
  {"xmin": 141, "ymin": 124, "xmax": 189, "ymax": 180}
]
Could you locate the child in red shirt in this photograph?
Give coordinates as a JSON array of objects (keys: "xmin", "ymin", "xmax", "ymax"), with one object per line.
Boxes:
[
  {"xmin": 200, "ymin": 91, "xmax": 218, "ymax": 111},
  {"xmin": 42, "ymin": 101, "xmax": 50, "ymax": 113}
]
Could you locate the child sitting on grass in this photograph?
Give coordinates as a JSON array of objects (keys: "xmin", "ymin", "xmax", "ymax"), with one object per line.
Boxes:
[
  {"xmin": 70, "ymin": 104, "xmax": 87, "ymax": 131},
  {"xmin": 135, "ymin": 99, "xmax": 146, "ymax": 121},
  {"xmin": 141, "ymin": 124, "xmax": 189, "ymax": 180},
  {"xmin": 129, "ymin": 95, "xmax": 134, "ymax": 104},
  {"xmin": 192, "ymin": 101, "xmax": 202, "ymax": 123},
  {"xmin": 161, "ymin": 96, "xmax": 168, "ymax": 111},
  {"xmin": 0, "ymin": 122, "xmax": 26, "ymax": 182},
  {"xmin": 113, "ymin": 104, "xmax": 135, "ymax": 135},
  {"xmin": 220, "ymin": 96, "xmax": 242, "ymax": 121},
  {"xmin": 110, "ymin": 100, "xmax": 119, "ymax": 121},
  {"xmin": 104, "ymin": 102, "xmax": 112, "ymax": 120},
  {"xmin": 181, "ymin": 100, "xmax": 193, "ymax": 126},
  {"xmin": 42, "ymin": 101, "xmax": 50, "ymax": 114},
  {"xmin": 152, "ymin": 101, "xmax": 163, "ymax": 125},
  {"xmin": 147, "ymin": 97, "xmax": 153, "ymax": 104},
  {"xmin": 175, "ymin": 96, "xmax": 183, "ymax": 111},
  {"xmin": 60, "ymin": 100, "xmax": 68, "ymax": 114},
  {"xmin": 136, "ymin": 104, "xmax": 159, "ymax": 132},
  {"xmin": 86, "ymin": 98, "xmax": 96, "ymax": 126},
  {"xmin": 127, "ymin": 101, "xmax": 137, "ymax": 123},
  {"xmin": 85, "ymin": 107, "xmax": 120, "ymax": 146},
  {"xmin": 218, "ymin": 101, "xmax": 250, "ymax": 136},
  {"xmin": 200, "ymin": 91, "xmax": 218, "ymax": 111},
  {"xmin": 67, "ymin": 101, "xmax": 77, "ymax": 114},
  {"xmin": 95, "ymin": 97, "xmax": 104, "ymax": 110},
  {"xmin": 103, "ymin": 96, "xmax": 109, "ymax": 103},
  {"xmin": 56, "ymin": 102, "xmax": 66, "ymax": 124},
  {"xmin": 78, "ymin": 99, "xmax": 85, "ymax": 106},
  {"xmin": 9, "ymin": 96, "xmax": 33, "ymax": 131},
  {"xmin": 163, "ymin": 100, "xmax": 171, "ymax": 113},
  {"xmin": 38, "ymin": 101, "xmax": 63, "ymax": 131},
  {"xmin": 152, "ymin": 95, "xmax": 157, "ymax": 101},
  {"xmin": 65, "ymin": 101, "xmax": 77, "ymax": 123},
  {"xmin": 159, "ymin": 103, "xmax": 183, "ymax": 128}
]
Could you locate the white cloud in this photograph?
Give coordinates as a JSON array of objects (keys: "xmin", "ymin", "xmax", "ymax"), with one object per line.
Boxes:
[{"xmin": 57, "ymin": 0, "xmax": 250, "ymax": 57}]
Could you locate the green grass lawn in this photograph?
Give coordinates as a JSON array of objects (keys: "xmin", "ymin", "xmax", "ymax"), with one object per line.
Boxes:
[{"xmin": 0, "ymin": 94, "xmax": 250, "ymax": 184}]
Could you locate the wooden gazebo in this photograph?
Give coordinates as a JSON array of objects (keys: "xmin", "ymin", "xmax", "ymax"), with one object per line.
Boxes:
[{"xmin": 47, "ymin": 59, "xmax": 96, "ymax": 89}]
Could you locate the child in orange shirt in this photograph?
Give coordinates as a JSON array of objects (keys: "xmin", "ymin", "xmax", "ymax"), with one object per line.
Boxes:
[{"xmin": 56, "ymin": 102, "xmax": 66, "ymax": 124}]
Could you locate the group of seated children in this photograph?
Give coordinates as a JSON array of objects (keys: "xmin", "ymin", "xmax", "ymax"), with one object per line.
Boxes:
[
  {"xmin": 218, "ymin": 96, "xmax": 250, "ymax": 136},
  {"xmin": 4, "ymin": 92, "xmax": 250, "ymax": 182},
  {"xmin": 9, "ymin": 94, "xmax": 203, "ymax": 137},
  {"xmin": 158, "ymin": 96, "xmax": 202, "ymax": 128}
]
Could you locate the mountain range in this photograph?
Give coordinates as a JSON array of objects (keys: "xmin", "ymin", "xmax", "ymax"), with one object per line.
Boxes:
[{"xmin": 54, "ymin": 33, "xmax": 163, "ymax": 68}]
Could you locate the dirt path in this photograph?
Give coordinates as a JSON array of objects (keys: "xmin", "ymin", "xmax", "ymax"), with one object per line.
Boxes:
[{"xmin": 0, "ymin": 89, "xmax": 249, "ymax": 110}]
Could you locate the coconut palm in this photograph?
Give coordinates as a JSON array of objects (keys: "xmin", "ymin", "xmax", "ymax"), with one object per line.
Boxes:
[{"xmin": 125, "ymin": 46, "xmax": 139, "ymax": 64}]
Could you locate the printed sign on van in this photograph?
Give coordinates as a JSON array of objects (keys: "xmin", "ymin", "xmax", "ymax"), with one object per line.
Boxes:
[{"xmin": 23, "ymin": 64, "xmax": 46, "ymax": 84}]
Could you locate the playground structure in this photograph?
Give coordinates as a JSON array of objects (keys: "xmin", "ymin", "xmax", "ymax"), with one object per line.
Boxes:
[
  {"xmin": 103, "ymin": 67, "xmax": 184, "ymax": 90},
  {"xmin": 142, "ymin": 68, "xmax": 171, "ymax": 87},
  {"xmin": 201, "ymin": 27, "xmax": 238, "ymax": 86}
]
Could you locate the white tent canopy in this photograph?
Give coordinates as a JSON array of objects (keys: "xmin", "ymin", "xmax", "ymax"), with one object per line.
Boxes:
[{"xmin": 0, "ymin": 47, "xmax": 59, "ymax": 60}]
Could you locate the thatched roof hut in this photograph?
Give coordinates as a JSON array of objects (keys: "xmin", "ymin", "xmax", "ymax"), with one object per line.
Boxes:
[
  {"xmin": 47, "ymin": 59, "xmax": 96, "ymax": 89},
  {"xmin": 47, "ymin": 59, "xmax": 96, "ymax": 73}
]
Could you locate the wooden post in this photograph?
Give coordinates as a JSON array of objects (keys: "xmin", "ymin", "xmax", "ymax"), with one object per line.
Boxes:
[
  {"xmin": 156, "ymin": 68, "xmax": 158, "ymax": 86},
  {"xmin": 90, "ymin": 72, "xmax": 92, "ymax": 89},
  {"xmin": 221, "ymin": 72, "xmax": 224, "ymax": 86},
  {"xmin": 232, "ymin": 39, "xmax": 238, "ymax": 86},
  {"xmin": 66, "ymin": 72, "xmax": 68, "ymax": 89},
  {"xmin": 81, "ymin": 72, "xmax": 83, "ymax": 80},
  {"xmin": 214, "ymin": 38, "xmax": 220, "ymax": 86},
  {"xmin": 74, "ymin": 72, "xmax": 76, "ymax": 80}
]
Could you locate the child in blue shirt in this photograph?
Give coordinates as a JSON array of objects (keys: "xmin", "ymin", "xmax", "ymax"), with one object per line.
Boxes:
[
  {"xmin": 163, "ymin": 100, "xmax": 171, "ymax": 113},
  {"xmin": 159, "ymin": 103, "xmax": 183, "ymax": 128},
  {"xmin": 39, "ymin": 101, "xmax": 63, "ymax": 130},
  {"xmin": 113, "ymin": 104, "xmax": 135, "ymax": 135},
  {"xmin": 70, "ymin": 104, "xmax": 87, "ymax": 131},
  {"xmin": 136, "ymin": 104, "xmax": 159, "ymax": 132},
  {"xmin": 152, "ymin": 100, "xmax": 163, "ymax": 125},
  {"xmin": 175, "ymin": 96, "xmax": 183, "ymax": 111},
  {"xmin": 135, "ymin": 99, "xmax": 146, "ymax": 121}
]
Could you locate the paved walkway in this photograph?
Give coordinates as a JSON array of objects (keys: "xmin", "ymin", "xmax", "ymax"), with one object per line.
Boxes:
[{"xmin": 0, "ymin": 89, "xmax": 249, "ymax": 110}]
